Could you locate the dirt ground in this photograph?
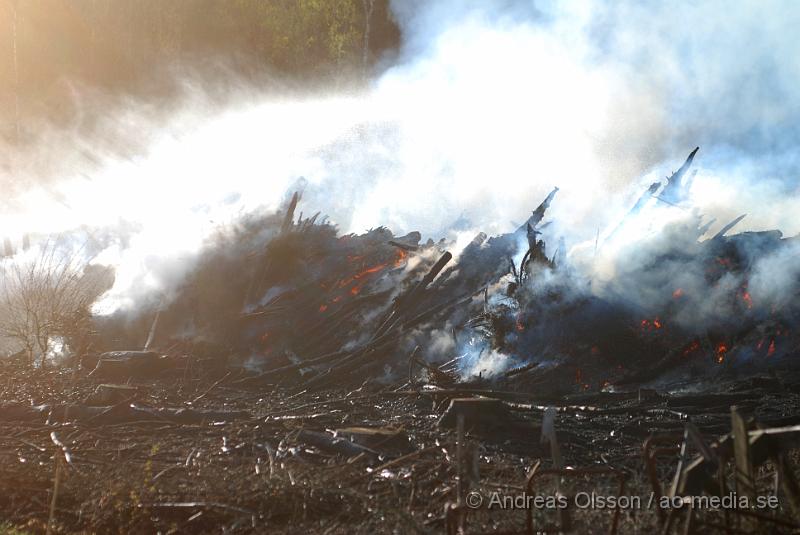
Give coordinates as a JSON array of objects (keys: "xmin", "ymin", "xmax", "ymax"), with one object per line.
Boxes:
[{"xmin": 1, "ymin": 360, "xmax": 799, "ymax": 534}]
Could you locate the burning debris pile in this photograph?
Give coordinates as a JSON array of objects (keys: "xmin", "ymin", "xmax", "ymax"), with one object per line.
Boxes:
[
  {"xmin": 2, "ymin": 148, "xmax": 800, "ymax": 534},
  {"xmin": 92, "ymin": 148, "xmax": 799, "ymax": 395}
]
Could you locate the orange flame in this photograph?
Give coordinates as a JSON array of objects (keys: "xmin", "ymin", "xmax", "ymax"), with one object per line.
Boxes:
[
  {"xmin": 353, "ymin": 262, "xmax": 389, "ymax": 279},
  {"xmin": 768, "ymin": 339, "xmax": 776, "ymax": 356},
  {"xmin": 338, "ymin": 262, "xmax": 389, "ymax": 289},
  {"xmin": 393, "ymin": 248, "xmax": 409, "ymax": 266},
  {"xmin": 333, "ymin": 261, "xmax": 390, "ymax": 299}
]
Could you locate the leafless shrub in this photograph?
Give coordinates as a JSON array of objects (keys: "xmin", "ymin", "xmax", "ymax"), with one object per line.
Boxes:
[{"xmin": 0, "ymin": 239, "xmax": 112, "ymax": 366}]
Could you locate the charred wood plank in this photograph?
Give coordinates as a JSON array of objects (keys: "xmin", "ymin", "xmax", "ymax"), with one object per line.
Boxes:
[
  {"xmin": 373, "ymin": 251, "xmax": 452, "ymax": 338},
  {"xmin": 712, "ymin": 214, "xmax": 747, "ymax": 240},
  {"xmin": 516, "ymin": 187, "xmax": 559, "ymax": 234},
  {"xmin": 659, "ymin": 147, "xmax": 699, "ymax": 204},
  {"xmin": 388, "ymin": 240, "xmax": 419, "ymax": 252},
  {"xmin": 281, "ymin": 191, "xmax": 300, "ymax": 234}
]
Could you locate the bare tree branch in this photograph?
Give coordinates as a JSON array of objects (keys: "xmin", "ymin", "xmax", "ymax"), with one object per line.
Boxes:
[{"xmin": 0, "ymin": 238, "xmax": 111, "ymax": 366}]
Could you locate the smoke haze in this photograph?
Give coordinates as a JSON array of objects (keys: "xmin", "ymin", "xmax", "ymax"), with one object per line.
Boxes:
[{"xmin": 1, "ymin": 0, "xmax": 798, "ymax": 313}]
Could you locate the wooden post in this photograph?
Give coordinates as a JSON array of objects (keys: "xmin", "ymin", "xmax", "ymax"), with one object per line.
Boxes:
[
  {"xmin": 669, "ymin": 427, "xmax": 690, "ymax": 497},
  {"xmin": 46, "ymin": 445, "xmax": 64, "ymax": 535},
  {"xmin": 718, "ymin": 457, "xmax": 731, "ymax": 532},
  {"xmin": 456, "ymin": 413, "xmax": 465, "ymax": 533},
  {"xmin": 681, "ymin": 500, "xmax": 694, "ymax": 535},
  {"xmin": 541, "ymin": 407, "xmax": 569, "ymax": 530},
  {"xmin": 776, "ymin": 452, "xmax": 800, "ymax": 518},
  {"xmin": 456, "ymin": 413, "xmax": 464, "ymax": 502},
  {"xmin": 731, "ymin": 406, "xmax": 755, "ymax": 530},
  {"xmin": 731, "ymin": 406, "xmax": 755, "ymax": 499},
  {"xmin": 541, "ymin": 407, "xmax": 562, "ymax": 468}
]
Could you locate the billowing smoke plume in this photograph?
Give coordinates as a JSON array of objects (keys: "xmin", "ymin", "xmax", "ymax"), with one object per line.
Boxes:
[{"xmin": 0, "ymin": 0, "xmax": 798, "ymax": 318}]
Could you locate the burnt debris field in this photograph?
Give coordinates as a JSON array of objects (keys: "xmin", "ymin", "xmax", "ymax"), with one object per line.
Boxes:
[{"xmin": 1, "ymin": 149, "xmax": 800, "ymax": 534}]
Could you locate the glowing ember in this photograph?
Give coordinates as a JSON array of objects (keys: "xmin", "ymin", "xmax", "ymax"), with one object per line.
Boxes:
[
  {"xmin": 640, "ymin": 317, "xmax": 663, "ymax": 331},
  {"xmin": 768, "ymin": 339, "xmax": 776, "ymax": 356},
  {"xmin": 715, "ymin": 342, "xmax": 728, "ymax": 364},
  {"xmin": 319, "ymin": 294, "xmax": 344, "ymax": 312},
  {"xmin": 740, "ymin": 290, "xmax": 753, "ymax": 309},
  {"xmin": 672, "ymin": 288, "xmax": 684, "ymax": 298},
  {"xmin": 683, "ymin": 339, "xmax": 701, "ymax": 356}
]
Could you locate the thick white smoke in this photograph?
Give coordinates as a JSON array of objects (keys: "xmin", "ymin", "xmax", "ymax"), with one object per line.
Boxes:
[{"xmin": 0, "ymin": 0, "xmax": 798, "ymax": 314}]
